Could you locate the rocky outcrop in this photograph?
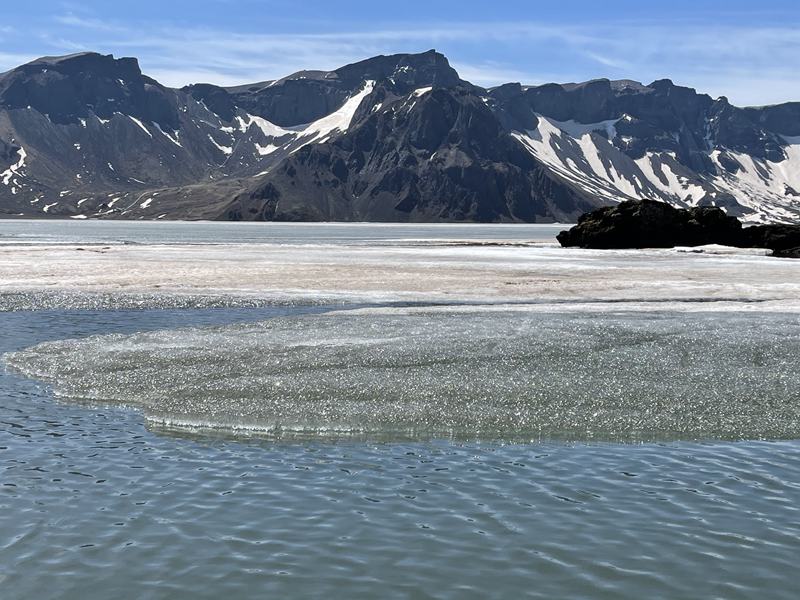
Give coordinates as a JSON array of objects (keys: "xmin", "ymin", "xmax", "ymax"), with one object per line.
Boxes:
[
  {"xmin": 557, "ymin": 200, "xmax": 800, "ymax": 257},
  {"xmin": 556, "ymin": 200, "xmax": 743, "ymax": 249},
  {"xmin": 739, "ymin": 224, "xmax": 800, "ymax": 253},
  {"xmin": 0, "ymin": 52, "xmax": 179, "ymax": 128},
  {"xmin": 775, "ymin": 247, "xmax": 800, "ymax": 258}
]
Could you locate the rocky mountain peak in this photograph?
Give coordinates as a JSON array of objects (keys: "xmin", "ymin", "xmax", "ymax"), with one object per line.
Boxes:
[
  {"xmin": 1, "ymin": 50, "xmax": 799, "ymax": 224},
  {"xmin": 0, "ymin": 51, "xmax": 178, "ymax": 128},
  {"xmin": 333, "ymin": 50, "xmax": 461, "ymax": 90},
  {"xmin": 25, "ymin": 52, "xmax": 142, "ymax": 77}
]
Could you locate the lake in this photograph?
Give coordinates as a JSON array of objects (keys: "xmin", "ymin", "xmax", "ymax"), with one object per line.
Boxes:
[{"xmin": 1, "ymin": 221, "xmax": 799, "ymax": 598}]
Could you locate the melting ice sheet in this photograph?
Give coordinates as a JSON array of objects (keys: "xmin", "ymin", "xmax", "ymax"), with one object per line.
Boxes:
[{"xmin": 5, "ymin": 307, "xmax": 800, "ymax": 441}]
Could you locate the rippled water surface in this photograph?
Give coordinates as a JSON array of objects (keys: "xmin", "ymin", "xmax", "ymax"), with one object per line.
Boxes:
[
  {"xmin": 2, "ymin": 309, "xmax": 800, "ymax": 598},
  {"xmin": 7, "ymin": 308, "xmax": 800, "ymax": 439}
]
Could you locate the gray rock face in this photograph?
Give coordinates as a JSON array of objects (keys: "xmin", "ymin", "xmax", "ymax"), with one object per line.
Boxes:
[
  {"xmin": 183, "ymin": 50, "xmax": 463, "ymax": 131},
  {"xmin": 0, "ymin": 53, "xmax": 179, "ymax": 128},
  {"xmin": 221, "ymin": 86, "xmax": 597, "ymax": 223},
  {"xmin": 1, "ymin": 51, "xmax": 799, "ymax": 223}
]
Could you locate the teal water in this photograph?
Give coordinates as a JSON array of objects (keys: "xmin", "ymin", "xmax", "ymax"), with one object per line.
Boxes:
[{"xmin": 3, "ymin": 308, "xmax": 800, "ymax": 599}]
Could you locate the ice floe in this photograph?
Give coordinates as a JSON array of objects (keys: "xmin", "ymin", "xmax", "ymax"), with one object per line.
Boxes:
[{"xmin": 6, "ymin": 309, "xmax": 800, "ymax": 439}]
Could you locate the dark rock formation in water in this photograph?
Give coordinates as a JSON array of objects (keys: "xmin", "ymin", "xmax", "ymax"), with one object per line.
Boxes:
[
  {"xmin": 557, "ymin": 199, "xmax": 800, "ymax": 257},
  {"xmin": 774, "ymin": 247, "xmax": 800, "ymax": 258},
  {"xmin": 556, "ymin": 199, "xmax": 743, "ymax": 248},
  {"xmin": 739, "ymin": 224, "xmax": 800, "ymax": 254}
]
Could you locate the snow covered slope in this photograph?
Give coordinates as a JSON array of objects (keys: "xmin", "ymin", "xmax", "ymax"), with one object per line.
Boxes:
[
  {"xmin": 511, "ymin": 115, "xmax": 800, "ymax": 223},
  {"xmin": 1, "ymin": 51, "xmax": 798, "ymax": 222}
]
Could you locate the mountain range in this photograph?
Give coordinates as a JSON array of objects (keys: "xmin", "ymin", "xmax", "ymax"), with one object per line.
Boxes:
[{"xmin": 1, "ymin": 50, "xmax": 799, "ymax": 223}]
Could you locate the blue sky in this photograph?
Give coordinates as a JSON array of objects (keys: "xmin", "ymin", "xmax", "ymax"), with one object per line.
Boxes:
[{"xmin": 1, "ymin": 0, "xmax": 799, "ymax": 106}]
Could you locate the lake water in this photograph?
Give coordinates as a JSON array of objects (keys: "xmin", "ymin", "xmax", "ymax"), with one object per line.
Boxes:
[
  {"xmin": 0, "ymin": 219, "xmax": 565, "ymax": 246},
  {"xmin": 2, "ymin": 221, "xmax": 800, "ymax": 598}
]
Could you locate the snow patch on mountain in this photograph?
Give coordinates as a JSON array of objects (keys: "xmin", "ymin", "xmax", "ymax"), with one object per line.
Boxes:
[
  {"xmin": 513, "ymin": 116, "xmax": 666, "ymax": 203},
  {"xmin": 1, "ymin": 147, "xmax": 26, "ymax": 186},
  {"xmin": 153, "ymin": 123, "xmax": 182, "ymax": 147},
  {"xmin": 237, "ymin": 114, "xmax": 292, "ymax": 138},
  {"xmin": 546, "ymin": 116, "xmax": 619, "ymax": 140},
  {"xmin": 255, "ymin": 143, "xmax": 280, "ymax": 156},
  {"xmin": 634, "ymin": 153, "xmax": 707, "ymax": 203},
  {"xmin": 128, "ymin": 116, "xmax": 153, "ymax": 138},
  {"xmin": 208, "ymin": 134, "xmax": 233, "ymax": 155},
  {"xmin": 709, "ymin": 138, "xmax": 800, "ymax": 222},
  {"xmin": 224, "ymin": 81, "xmax": 375, "ymax": 162},
  {"xmin": 295, "ymin": 80, "xmax": 375, "ymax": 144},
  {"xmin": 513, "ymin": 114, "xmax": 800, "ymax": 223}
]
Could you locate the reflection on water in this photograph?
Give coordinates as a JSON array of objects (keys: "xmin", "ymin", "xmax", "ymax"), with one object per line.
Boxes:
[
  {"xmin": 2, "ymin": 309, "xmax": 800, "ymax": 599},
  {"xmin": 6, "ymin": 309, "xmax": 800, "ymax": 440}
]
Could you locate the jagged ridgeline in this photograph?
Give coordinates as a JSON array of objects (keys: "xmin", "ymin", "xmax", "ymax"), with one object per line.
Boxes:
[{"xmin": 1, "ymin": 50, "xmax": 799, "ymax": 223}]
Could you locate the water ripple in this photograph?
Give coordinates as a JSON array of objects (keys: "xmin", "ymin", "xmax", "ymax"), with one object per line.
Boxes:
[
  {"xmin": 5, "ymin": 309, "xmax": 800, "ymax": 440},
  {"xmin": 2, "ymin": 309, "xmax": 800, "ymax": 598}
]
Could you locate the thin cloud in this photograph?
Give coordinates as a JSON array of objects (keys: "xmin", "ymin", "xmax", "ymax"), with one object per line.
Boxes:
[
  {"xmin": 583, "ymin": 52, "xmax": 633, "ymax": 71},
  {"xmin": 0, "ymin": 52, "xmax": 40, "ymax": 72},
  {"xmin": 54, "ymin": 14, "xmax": 125, "ymax": 32},
  {"xmin": 19, "ymin": 15, "xmax": 800, "ymax": 105},
  {"xmin": 451, "ymin": 62, "xmax": 548, "ymax": 88}
]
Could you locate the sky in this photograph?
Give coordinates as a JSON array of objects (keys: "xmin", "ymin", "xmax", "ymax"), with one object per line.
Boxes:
[{"xmin": 1, "ymin": 0, "xmax": 799, "ymax": 106}]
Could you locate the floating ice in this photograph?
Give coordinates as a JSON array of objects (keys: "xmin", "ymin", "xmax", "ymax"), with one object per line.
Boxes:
[{"xmin": 6, "ymin": 308, "xmax": 800, "ymax": 440}]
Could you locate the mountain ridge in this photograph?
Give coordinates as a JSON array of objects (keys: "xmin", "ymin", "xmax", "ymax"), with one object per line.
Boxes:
[{"xmin": 1, "ymin": 50, "xmax": 799, "ymax": 223}]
